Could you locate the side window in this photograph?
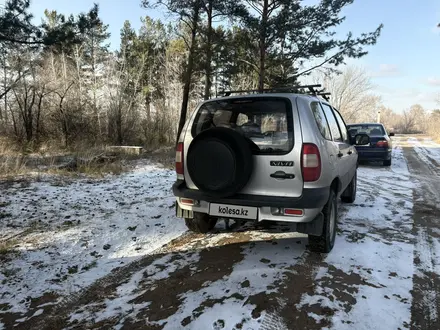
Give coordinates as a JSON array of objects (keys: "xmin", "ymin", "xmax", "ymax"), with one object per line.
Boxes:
[
  {"xmin": 321, "ymin": 103, "xmax": 342, "ymax": 142},
  {"xmin": 310, "ymin": 102, "xmax": 331, "ymax": 140},
  {"xmin": 333, "ymin": 109, "xmax": 349, "ymax": 143}
]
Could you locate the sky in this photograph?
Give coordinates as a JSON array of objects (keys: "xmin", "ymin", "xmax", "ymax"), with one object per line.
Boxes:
[{"xmin": 25, "ymin": 0, "xmax": 440, "ymax": 113}]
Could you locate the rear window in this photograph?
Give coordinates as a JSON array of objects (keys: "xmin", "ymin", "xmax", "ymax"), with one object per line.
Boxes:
[
  {"xmin": 347, "ymin": 124, "xmax": 385, "ymax": 136},
  {"xmin": 191, "ymin": 97, "xmax": 293, "ymax": 154}
]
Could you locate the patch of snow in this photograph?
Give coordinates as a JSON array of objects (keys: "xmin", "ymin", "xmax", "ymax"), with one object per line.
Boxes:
[
  {"xmin": 326, "ymin": 236, "xmax": 413, "ymax": 330},
  {"xmin": 155, "ymin": 233, "xmax": 306, "ymax": 329},
  {"xmin": 408, "ymin": 136, "xmax": 440, "ymax": 168},
  {"xmin": 298, "ymin": 143, "xmax": 415, "ymax": 329},
  {"xmin": 414, "ymin": 227, "xmax": 439, "ymax": 322},
  {"xmin": 415, "ymin": 227, "xmax": 434, "ymax": 274},
  {"xmin": 0, "ymin": 162, "xmax": 187, "ymax": 318},
  {"xmin": 433, "ymin": 238, "xmax": 440, "ymax": 276},
  {"xmin": 67, "ymin": 251, "xmax": 200, "ymax": 327},
  {"xmin": 69, "ymin": 267, "xmax": 150, "ymax": 327},
  {"xmin": 31, "ymin": 309, "xmax": 44, "ymax": 317},
  {"xmin": 77, "ymin": 229, "xmax": 306, "ymax": 329}
]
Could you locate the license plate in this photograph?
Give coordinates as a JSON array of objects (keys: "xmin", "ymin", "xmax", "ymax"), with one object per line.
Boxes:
[{"xmin": 209, "ymin": 203, "xmax": 258, "ymax": 220}]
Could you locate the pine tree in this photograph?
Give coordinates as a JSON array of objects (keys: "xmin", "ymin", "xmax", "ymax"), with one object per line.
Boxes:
[
  {"xmin": 142, "ymin": 0, "xmax": 204, "ymax": 141},
  {"xmin": 237, "ymin": 0, "xmax": 383, "ymax": 90},
  {"xmin": 79, "ymin": 4, "xmax": 110, "ymax": 138}
]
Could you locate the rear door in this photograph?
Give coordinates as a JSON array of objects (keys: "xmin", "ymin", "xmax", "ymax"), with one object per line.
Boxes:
[
  {"xmin": 320, "ymin": 103, "xmax": 351, "ymax": 189},
  {"xmin": 333, "ymin": 109, "xmax": 357, "ymax": 181},
  {"xmin": 239, "ymin": 97, "xmax": 303, "ymax": 197},
  {"xmin": 185, "ymin": 96, "xmax": 304, "ymax": 198}
]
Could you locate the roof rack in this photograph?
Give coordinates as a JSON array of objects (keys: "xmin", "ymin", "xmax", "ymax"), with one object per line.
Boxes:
[{"xmin": 219, "ymin": 84, "xmax": 330, "ymax": 101}]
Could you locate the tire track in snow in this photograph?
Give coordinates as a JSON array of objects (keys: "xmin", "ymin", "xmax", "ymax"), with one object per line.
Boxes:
[
  {"xmin": 402, "ymin": 137, "xmax": 440, "ymax": 330},
  {"xmin": 288, "ymin": 141, "xmax": 415, "ymax": 330}
]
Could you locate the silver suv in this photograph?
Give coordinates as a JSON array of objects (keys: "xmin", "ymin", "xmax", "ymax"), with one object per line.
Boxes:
[{"xmin": 173, "ymin": 85, "xmax": 370, "ymax": 252}]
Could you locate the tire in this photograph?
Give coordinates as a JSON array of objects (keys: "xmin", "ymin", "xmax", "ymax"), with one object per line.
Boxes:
[
  {"xmin": 341, "ymin": 171, "xmax": 357, "ymax": 203},
  {"xmin": 383, "ymin": 159, "xmax": 391, "ymax": 166},
  {"xmin": 308, "ymin": 190, "xmax": 337, "ymax": 253},
  {"xmin": 187, "ymin": 127, "xmax": 253, "ymax": 198},
  {"xmin": 185, "ymin": 212, "xmax": 217, "ymax": 233}
]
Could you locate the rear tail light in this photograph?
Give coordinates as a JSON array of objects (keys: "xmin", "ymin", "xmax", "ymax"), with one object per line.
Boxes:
[
  {"xmin": 301, "ymin": 143, "xmax": 321, "ymax": 182},
  {"xmin": 376, "ymin": 140, "xmax": 389, "ymax": 148},
  {"xmin": 176, "ymin": 142, "xmax": 184, "ymax": 179}
]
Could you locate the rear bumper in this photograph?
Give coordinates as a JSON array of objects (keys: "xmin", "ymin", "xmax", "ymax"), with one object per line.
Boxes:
[
  {"xmin": 356, "ymin": 148, "xmax": 391, "ymax": 161},
  {"xmin": 172, "ymin": 181, "xmax": 329, "ymax": 223},
  {"xmin": 173, "ymin": 181, "xmax": 329, "ymax": 208}
]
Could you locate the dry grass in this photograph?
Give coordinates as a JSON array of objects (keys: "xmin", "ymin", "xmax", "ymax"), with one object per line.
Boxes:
[
  {"xmin": 47, "ymin": 161, "xmax": 125, "ymax": 177},
  {"xmin": 0, "ymin": 139, "xmax": 173, "ymax": 179},
  {"xmin": 0, "ymin": 239, "xmax": 19, "ymax": 260},
  {"xmin": 147, "ymin": 146, "xmax": 175, "ymax": 169},
  {"xmin": 0, "ymin": 155, "xmax": 28, "ymax": 178},
  {"xmin": 427, "ymin": 118, "xmax": 440, "ymax": 143},
  {"xmin": 0, "ymin": 138, "xmax": 32, "ymax": 179},
  {"xmin": 0, "ymin": 138, "xmax": 20, "ymax": 155}
]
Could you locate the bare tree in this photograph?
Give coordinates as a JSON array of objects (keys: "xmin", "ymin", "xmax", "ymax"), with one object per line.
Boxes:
[
  {"xmin": 399, "ymin": 109, "xmax": 417, "ymax": 133},
  {"xmin": 105, "ymin": 51, "xmax": 146, "ymax": 145},
  {"xmin": 408, "ymin": 104, "xmax": 427, "ymax": 133},
  {"xmin": 378, "ymin": 106, "xmax": 399, "ymax": 131},
  {"xmin": 319, "ymin": 66, "xmax": 381, "ymax": 123}
]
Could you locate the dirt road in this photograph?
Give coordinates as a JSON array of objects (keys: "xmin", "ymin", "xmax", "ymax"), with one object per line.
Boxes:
[{"xmin": 1, "ymin": 136, "xmax": 440, "ymax": 330}]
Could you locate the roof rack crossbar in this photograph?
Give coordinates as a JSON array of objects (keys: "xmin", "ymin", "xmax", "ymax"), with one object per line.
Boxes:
[
  {"xmin": 220, "ymin": 84, "xmax": 323, "ymax": 96},
  {"xmin": 218, "ymin": 84, "xmax": 330, "ymax": 100}
]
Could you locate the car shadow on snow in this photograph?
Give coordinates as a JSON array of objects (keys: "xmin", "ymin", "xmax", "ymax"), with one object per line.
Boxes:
[
  {"xmin": 357, "ymin": 160, "xmax": 391, "ymax": 168},
  {"xmin": 9, "ymin": 226, "xmax": 314, "ymax": 330}
]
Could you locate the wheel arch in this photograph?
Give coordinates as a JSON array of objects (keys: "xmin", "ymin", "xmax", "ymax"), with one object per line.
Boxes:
[{"xmin": 331, "ymin": 177, "xmax": 342, "ymax": 194}]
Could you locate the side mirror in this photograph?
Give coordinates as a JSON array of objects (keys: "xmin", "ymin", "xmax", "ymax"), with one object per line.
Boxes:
[
  {"xmin": 354, "ymin": 133, "xmax": 370, "ymax": 146},
  {"xmin": 389, "ymin": 132, "xmax": 395, "ymax": 137}
]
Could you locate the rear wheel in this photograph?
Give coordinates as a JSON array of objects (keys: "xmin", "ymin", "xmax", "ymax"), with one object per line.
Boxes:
[
  {"xmin": 383, "ymin": 159, "xmax": 391, "ymax": 166},
  {"xmin": 185, "ymin": 212, "xmax": 217, "ymax": 233},
  {"xmin": 308, "ymin": 190, "xmax": 337, "ymax": 253},
  {"xmin": 341, "ymin": 171, "xmax": 357, "ymax": 203}
]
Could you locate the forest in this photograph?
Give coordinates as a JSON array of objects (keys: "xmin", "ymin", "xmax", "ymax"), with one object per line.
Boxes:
[{"xmin": 0, "ymin": 0, "xmax": 438, "ymax": 154}]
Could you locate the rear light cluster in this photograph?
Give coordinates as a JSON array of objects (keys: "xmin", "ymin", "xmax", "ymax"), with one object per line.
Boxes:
[
  {"xmin": 180, "ymin": 198, "xmax": 199, "ymax": 206},
  {"xmin": 271, "ymin": 207, "xmax": 304, "ymax": 217},
  {"xmin": 180, "ymin": 198, "xmax": 193, "ymax": 205},
  {"xmin": 176, "ymin": 142, "xmax": 184, "ymax": 179},
  {"xmin": 284, "ymin": 208, "xmax": 304, "ymax": 216},
  {"xmin": 301, "ymin": 143, "xmax": 321, "ymax": 182},
  {"xmin": 376, "ymin": 140, "xmax": 389, "ymax": 148}
]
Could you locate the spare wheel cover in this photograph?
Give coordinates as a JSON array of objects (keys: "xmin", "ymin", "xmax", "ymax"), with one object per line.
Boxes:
[{"xmin": 187, "ymin": 127, "xmax": 253, "ymax": 197}]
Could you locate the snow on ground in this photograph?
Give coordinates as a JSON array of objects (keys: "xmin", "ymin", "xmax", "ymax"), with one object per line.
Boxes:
[
  {"xmin": 1, "ymin": 137, "xmax": 431, "ymax": 329},
  {"xmin": 62, "ymin": 145, "xmax": 419, "ymax": 330},
  {"xmin": 0, "ymin": 162, "xmax": 187, "ymax": 321},
  {"xmin": 58, "ymin": 143, "xmax": 417, "ymax": 330},
  {"xmin": 408, "ymin": 136, "xmax": 440, "ymax": 165},
  {"xmin": 157, "ymin": 232, "xmax": 304, "ymax": 330},
  {"xmin": 296, "ymin": 143, "xmax": 415, "ymax": 329},
  {"xmin": 66, "ymin": 225, "xmax": 307, "ymax": 329}
]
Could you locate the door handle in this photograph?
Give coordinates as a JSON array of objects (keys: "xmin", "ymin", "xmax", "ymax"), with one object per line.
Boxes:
[
  {"xmin": 337, "ymin": 152, "xmax": 343, "ymax": 158},
  {"xmin": 270, "ymin": 171, "xmax": 295, "ymax": 179},
  {"xmin": 348, "ymin": 150, "xmax": 353, "ymax": 155}
]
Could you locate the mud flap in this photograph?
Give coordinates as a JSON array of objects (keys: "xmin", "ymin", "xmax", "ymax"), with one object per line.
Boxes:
[
  {"xmin": 176, "ymin": 202, "xmax": 194, "ymax": 219},
  {"xmin": 296, "ymin": 212, "xmax": 324, "ymax": 236}
]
